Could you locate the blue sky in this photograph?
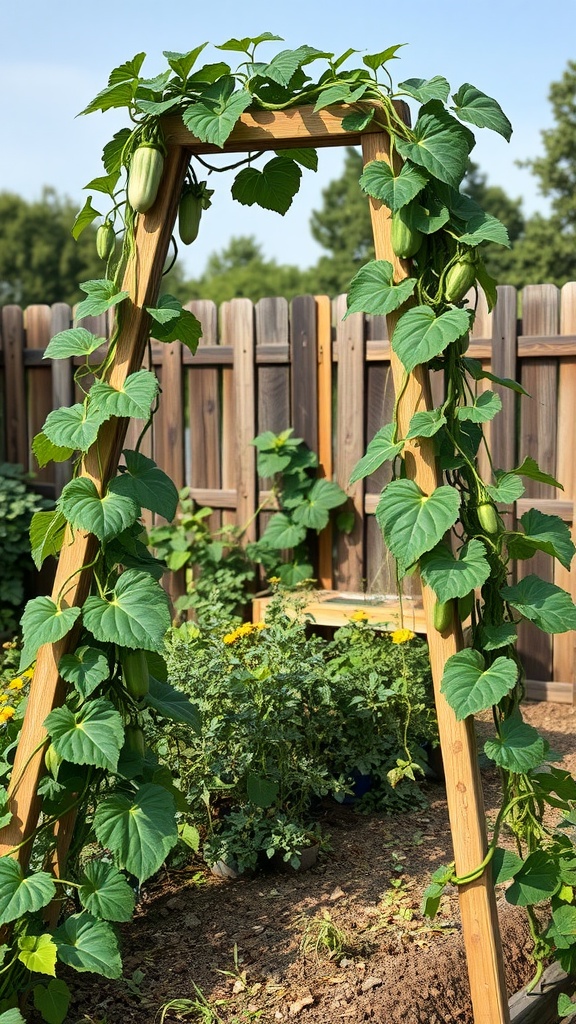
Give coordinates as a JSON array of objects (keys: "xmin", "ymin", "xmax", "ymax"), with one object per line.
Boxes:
[{"xmin": 2, "ymin": 0, "xmax": 575, "ymax": 276}]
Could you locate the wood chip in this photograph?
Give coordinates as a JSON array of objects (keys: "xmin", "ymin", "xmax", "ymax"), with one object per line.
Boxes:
[{"xmin": 289, "ymin": 992, "xmax": 315, "ymax": 1015}]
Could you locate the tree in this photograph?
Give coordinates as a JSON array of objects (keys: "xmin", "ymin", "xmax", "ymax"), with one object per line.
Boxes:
[
  {"xmin": 308, "ymin": 148, "xmax": 374, "ymax": 296},
  {"xmin": 182, "ymin": 235, "xmax": 309, "ymax": 306},
  {"xmin": 0, "ymin": 189, "xmax": 104, "ymax": 307}
]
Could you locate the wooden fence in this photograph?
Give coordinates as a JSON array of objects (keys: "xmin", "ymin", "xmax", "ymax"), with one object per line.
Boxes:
[{"xmin": 1, "ymin": 283, "xmax": 576, "ymax": 701}]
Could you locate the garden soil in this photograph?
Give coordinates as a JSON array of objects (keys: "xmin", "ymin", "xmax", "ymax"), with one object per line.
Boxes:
[{"xmin": 58, "ymin": 701, "xmax": 576, "ymax": 1024}]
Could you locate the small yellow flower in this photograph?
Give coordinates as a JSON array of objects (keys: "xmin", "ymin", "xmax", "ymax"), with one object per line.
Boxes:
[
  {"xmin": 8, "ymin": 678, "xmax": 24, "ymax": 690},
  {"xmin": 390, "ymin": 628, "xmax": 416, "ymax": 645},
  {"xmin": 255, "ymin": 621, "xmax": 267, "ymax": 631},
  {"xmin": 268, "ymin": 576, "xmax": 281, "ymax": 585},
  {"xmin": 22, "ymin": 668, "xmax": 34, "ymax": 679},
  {"xmin": 0, "ymin": 707, "xmax": 16, "ymax": 722},
  {"xmin": 350, "ymin": 610, "xmax": 368, "ymax": 622},
  {"xmin": 0, "ymin": 694, "xmax": 9, "ymax": 703},
  {"xmin": 223, "ymin": 631, "xmax": 238, "ymax": 645}
]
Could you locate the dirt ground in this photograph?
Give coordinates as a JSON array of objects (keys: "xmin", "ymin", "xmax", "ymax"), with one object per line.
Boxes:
[{"xmin": 60, "ymin": 700, "xmax": 576, "ymax": 1024}]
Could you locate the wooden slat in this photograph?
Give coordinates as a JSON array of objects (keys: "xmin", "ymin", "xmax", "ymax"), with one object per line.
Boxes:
[
  {"xmin": 50, "ymin": 304, "xmax": 74, "ymax": 497},
  {"xmin": 256, "ymin": 297, "xmax": 290, "ymax": 437},
  {"xmin": 334, "ymin": 295, "xmax": 365, "ymax": 591},
  {"xmin": 363, "ymin": 128, "xmax": 510, "ymax": 1024},
  {"xmin": 162, "ymin": 102, "xmax": 392, "ymax": 154},
  {"xmin": 509, "ymin": 961, "xmax": 575, "ymax": 1023},
  {"xmin": 187, "ymin": 299, "xmax": 221, "ymax": 539},
  {"xmin": 363, "ymin": 314, "xmax": 396, "ymax": 595},
  {"xmin": 188, "ymin": 487, "xmax": 236, "ymax": 509},
  {"xmin": 0, "ymin": 142, "xmax": 190, "ymax": 865},
  {"xmin": 491, "ymin": 286, "xmax": 518, "ymax": 474},
  {"xmin": 226, "ymin": 299, "xmax": 256, "ymax": 541},
  {"xmin": 316, "ymin": 295, "xmax": 334, "ymax": 589},
  {"xmin": 525, "ymin": 679, "xmax": 574, "ymax": 704},
  {"xmin": 1, "ymin": 306, "xmax": 28, "ymax": 466},
  {"xmin": 220, "ymin": 301, "xmax": 236, "ymax": 531},
  {"xmin": 518, "ymin": 334, "xmax": 576, "ymax": 355},
  {"xmin": 154, "ymin": 340, "xmax": 185, "ymax": 608},
  {"xmin": 290, "ymin": 295, "xmax": 318, "ymax": 452},
  {"xmin": 25, "ymin": 305, "xmax": 53, "ymax": 486},
  {"xmin": 517, "ymin": 284, "xmax": 560, "ymax": 681},
  {"xmin": 553, "ymin": 282, "xmax": 576, "ymax": 695}
]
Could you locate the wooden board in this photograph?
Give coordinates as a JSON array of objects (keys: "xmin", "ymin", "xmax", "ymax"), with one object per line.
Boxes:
[
  {"xmin": 252, "ymin": 591, "xmax": 426, "ymax": 633},
  {"xmin": 334, "ymin": 295, "xmax": 365, "ymax": 591}
]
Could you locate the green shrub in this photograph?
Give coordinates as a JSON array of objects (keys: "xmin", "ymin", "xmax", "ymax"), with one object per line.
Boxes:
[
  {"xmin": 156, "ymin": 590, "xmax": 438, "ymax": 871},
  {"xmin": 0, "ymin": 464, "xmax": 51, "ymax": 633}
]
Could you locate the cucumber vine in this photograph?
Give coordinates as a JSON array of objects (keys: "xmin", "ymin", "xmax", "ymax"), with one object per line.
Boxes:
[{"xmin": 0, "ymin": 34, "xmax": 574, "ymax": 1021}]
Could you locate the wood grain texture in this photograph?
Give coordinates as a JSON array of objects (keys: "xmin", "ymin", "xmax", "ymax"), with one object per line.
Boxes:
[
  {"xmin": 554, "ymin": 283, "xmax": 576, "ymax": 693},
  {"xmin": 316, "ymin": 295, "xmax": 334, "ymax": 589},
  {"xmin": 0, "ymin": 143, "xmax": 190, "ymax": 863},
  {"xmin": 509, "ymin": 960, "xmax": 576, "ymax": 1023},
  {"xmin": 225, "ymin": 299, "xmax": 256, "ymax": 542},
  {"xmin": 364, "ymin": 313, "xmax": 397, "ymax": 595},
  {"xmin": 25, "ymin": 305, "xmax": 52, "ymax": 485},
  {"xmin": 362, "ymin": 129, "xmax": 510, "ymax": 1024},
  {"xmin": 50, "ymin": 304, "xmax": 74, "ymax": 496},
  {"xmin": 517, "ymin": 284, "xmax": 560, "ymax": 681},
  {"xmin": 2, "ymin": 306, "xmax": 28, "ymax": 465},
  {"xmin": 491, "ymin": 286, "xmax": 518, "ymax": 475},
  {"xmin": 334, "ymin": 295, "xmax": 365, "ymax": 591}
]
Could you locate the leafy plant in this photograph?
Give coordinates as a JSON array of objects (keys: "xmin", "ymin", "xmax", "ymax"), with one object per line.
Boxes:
[
  {"xmin": 300, "ymin": 910, "xmax": 354, "ymax": 961},
  {"xmin": 0, "ymin": 464, "xmax": 50, "ymax": 634},
  {"xmin": 157, "ymin": 590, "xmax": 436, "ymax": 872}
]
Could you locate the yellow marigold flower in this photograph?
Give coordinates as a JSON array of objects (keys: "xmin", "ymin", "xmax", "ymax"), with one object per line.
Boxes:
[
  {"xmin": 0, "ymin": 694, "xmax": 9, "ymax": 703},
  {"xmin": 390, "ymin": 628, "xmax": 416, "ymax": 644},
  {"xmin": 255, "ymin": 621, "xmax": 267, "ymax": 631},
  {"xmin": 22, "ymin": 668, "xmax": 34, "ymax": 679},
  {"xmin": 350, "ymin": 610, "xmax": 368, "ymax": 622},
  {"xmin": 223, "ymin": 632, "xmax": 238, "ymax": 645},
  {"xmin": 0, "ymin": 707, "xmax": 16, "ymax": 722},
  {"xmin": 8, "ymin": 678, "xmax": 24, "ymax": 690},
  {"xmin": 268, "ymin": 576, "xmax": 281, "ymax": 585},
  {"xmin": 237, "ymin": 623, "xmax": 253, "ymax": 636}
]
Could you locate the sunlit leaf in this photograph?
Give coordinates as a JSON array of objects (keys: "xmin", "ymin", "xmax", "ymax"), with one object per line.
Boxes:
[
  {"xmin": 232, "ymin": 156, "xmax": 302, "ymax": 215},
  {"xmin": 82, "ymin": 569, "xmax": 171, "ymax": 651},
  {"xmin": 392, "ymin": 306, "xmax": 472, "ymax": 371},
  {"xmin": 420, "ymin": 539, "xmax": 491, "ymax": 602},
  {"xmin": 20, "ymin": 598, "xmax": 81, "ymax": 671},
  {"xmin": 457, "ymin": 391, "xmax": 502, "ymax": 423},
  {"xmin": 349, "ymin": 424, "xmax": 404, "ymax": 484},
  {"xmin": 507, "ymin": 509, "xmax": 575, "ymax": 570},
  {"xmin": 44, "ymin": 697, "xmax": 124, "ymax": 771},
  {"xmin": 145, "ymin": 676, "xmax": 201, "ymax": 730},
  {"xmin": 58, "ymin": 646, "xmax": 110, "ymax": 699},
  {"xmin": 89, "ymin": 369, "xmax": 159, "ymax": 421},
  {"xmin": 506, "ymin": 850, "xmax": 560, "ymax": 906},
  {"xmin": 110, "ymin": 450, "xmax": 179, "ymax": 522},
  {"xmin": 94, "ymin": 783, "xmax": 177, "ymax": 882},
  {"xmin": 59, "ymin": 478, "xmax": 140, "ymax": 542},
  {"xmin": 182, "ymin": 77, "xmax": 252, "ymax": 147},
  {"xmin": 502, "ymin": 575, "xmax": 576, "ymax": 634},
  {"xmin": 440, "ymin": 649, "xmax": 518, "ymax": 719},
  {"xmin": 398, "ymin": 76, "xmax": 450, "ymax": 104},
  {"xmin": 451, "ymin": 83, "xmax": 512, "ymax": 141},
  {"xmin": 345, "ymin": 260, "xmax": 416, "ymax": 318},
  {"xmin": 376, "ymin": 479, "xmax": 460, "ymax": 570},
  {"xmin": 44, "ymin": 328, "xmax": 105, "ymax": 361},
  {"xmin": 395, "ymin": 101, "xmax": 474, "ymax": 188},
  {"xmin": 75, "ymin": 279, "xmax": 129, "ymax": 321},
  {"xmin": 18, "ymin": 934, "xmax": 57, "ymax": 977},
  {"xmin": 484, "ymin": 711, "xmax": 549, "ymax": 773},
  {"xmin": 30, "ymin": 510, "xmax": 67, "ymax": 569},
  {"xmin": 0, "ymin": 859, "xmax": 55, "ymax": 926}
]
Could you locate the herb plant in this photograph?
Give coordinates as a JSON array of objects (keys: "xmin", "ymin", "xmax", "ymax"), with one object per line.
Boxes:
[
  {"xmin": 0, "ymin": 464, "xmax": 50, "ymax": 635},
  {"xmin": 3, "ymin": 30, "xmax": 575, "ymax": 1007}
]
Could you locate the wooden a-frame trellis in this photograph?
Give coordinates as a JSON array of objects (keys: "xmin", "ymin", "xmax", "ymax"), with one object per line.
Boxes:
[{"xmin": 0, "ymin": 103, "xmax": 510, "ymax": 1023}]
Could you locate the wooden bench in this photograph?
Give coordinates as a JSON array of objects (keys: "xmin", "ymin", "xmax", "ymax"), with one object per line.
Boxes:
[{"xmin": 252, "ymin": 590, "xmax": 428, "ymax": 634}]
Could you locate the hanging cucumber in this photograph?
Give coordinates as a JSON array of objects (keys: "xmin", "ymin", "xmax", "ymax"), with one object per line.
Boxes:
[
  {"xmin": 433, "ymin": 600, "xmax": 453, "ymax": 632},
  {"xmin": 127, "ymin": 143, "xmax": 165, "ymax": 214},
  {"xmin": 391, "ymin": 207, "xmax": 422, "ymax": 260},
  {"xmin": 120, "ymin": 649, "xmax": 150, "ymax": 699},
  {"xmin": 178, "ymin": 180, "xmax": 214, "ymax": 245},
  {"xmin": 96, "ymin": 220, "xmax": 115, "ymax": 261},
  {"xmin": 444, "ymin": 253, "xmax": 477, "ymax": 304}
]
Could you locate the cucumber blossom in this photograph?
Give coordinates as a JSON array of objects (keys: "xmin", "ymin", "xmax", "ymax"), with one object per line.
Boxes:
[
  {"xmin": 120, "ymin": 649, "xmax": 150, "ymax": 699},
  {"xmin": 127, "ymin": 144, "xmax": 165, "ymax": 213},
  {"xmin": 391, "ymin": 209, "xmax": 422, "ymax": 259}
]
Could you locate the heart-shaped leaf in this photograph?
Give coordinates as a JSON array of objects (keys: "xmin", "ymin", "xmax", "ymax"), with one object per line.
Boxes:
[
  {"xmin": 506, "ymin": 850, "xmax": 560, "ymax": 906},
  {"xmin": 94, "ymin": 783, "xmax": 177, "ymax": 882},
  {"xmin": 232, "ymin": 156, "xmax": 302, "ymax": 215},
  {"xmin": 145, "ymin": 676, "xmax": 201, "ymax": 730},
  {"xmin": 484, "ymin": 712, "xmax": 549, "ymax": 773},
  {"xmin": 359, "ymin": 160, "xmax": 428, "ymax": 211},
  {"xmin": 0, "ymin": 859, "xmax": 55, "ymax": 926},
  {"xmin": 18, "ymin": 934, "xmax": 57, "ymax": 977},
  {"xmin": 398, "ymin": 76, "xmax": 450, "ymax": 104},
  {"xmin": 457, "ymin": 391, "xmax": 502, "ymax": 423},
  {"xmin": 43, "ymin": 403, "xmax": 108, "ymax": 453},
  {"xmin": 451, "ymin": 83, "xmax": 512, "ymax": 141},
  {"xmin": 82, "ymin": 570, "xmax": 171, "ymax": 650},
  {"xmin": 90, "ymin": 369, "xmax": 159, "ymax": 421},
  {"xmin": 183, "ymin": 78, "xmax": 252, "ymax": 147},
  {"xmin": 33, "ymin": 979, "xmax": 71, "ymax": 1024},
  {"xmin": 291, "ymin": 479, "xmax": 347, "ymax": 530},
  {"xmin": 59, "ymin": 478, "xmax": 140, "ymax": 542},
  {"xmin": 75, "ymin": 279, "xmax": 128, "ymax": 321},
  {"xmin": 502, "ymin": 575, "xmax": 576, "ymax": 634},
  {"xmin": 420, "ymin": 539, "xmax": 491, "ymax": 602},
  {"xmin": 54, "ymin": 913, "xmax": 122, "ymax": 978},
  {"xmin": 260, "ymin": 513, "xmax": 307, "ymax": 550},
  {"xmin": 59, "ymin": 646, "xmax": 110, "ymax": 699},
  {"xmin": 376, "ymin": 479, "xmax": 461, "ymax": 569},
  {"xmin": 110, "ymin": 450, "xmax": 179, "ymax": 521},
  {"xmin": 32, "ymin": 433, "xmax": 74, "ymax": 470},
  {"xmin": 30, "ymin": 510, "xmax": 67, "ymax": 569},
  {"xmin": 350, "ymin": 424, "xmax": 404, "ymax": 484},
  {"xmin": 345, "ymin": 261, "xmax": 417, "ymax": 318},
  {"xmin": 440, "ymin": 649, "xmax": 518, "ymax": 719},
  {"xmin": 492, "ymin": 848, "xmax": 524, "ymax": 886},
  {"xmin": 507, "ymin": 510, "xmax": 575, "ymax": 570},
  {"xmin": 395, "ymin": 101, "xmax": 474, "ymax": 188},
  {"xmin": 44, "ymin": 697, "xmax": 124, "ymax": 771},
  {"xmin": 79, "ymin": 861, "xmax": 135, "ymax": 922},
  {"xmin": 44, "ymin": 328, "xmax": 105, "ymax": 361},
  {"xmin": 406, "ymin": 409, "xmax": 446, "ymax": 439},
  {"xmin": 20, "ymin": 598, "xmax": 81, "ymax": 671},
  {"xmin": 392, "ymin": 306, "xmax": 472, "ymax": 371}
]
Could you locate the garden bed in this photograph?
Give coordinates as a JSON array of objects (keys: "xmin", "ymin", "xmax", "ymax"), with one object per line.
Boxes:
[{"xmin": 54, "ymin": 699, "xmax": 576, "ymax": 1024}]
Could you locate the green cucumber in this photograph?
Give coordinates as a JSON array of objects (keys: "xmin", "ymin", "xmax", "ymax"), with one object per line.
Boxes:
[
  {"xmin": 96, "ymin": 221, "xmax": 115, "ymax": 261},
  {"xmin": 444, "ymin": 255, "xmax": 476, "ymax": 304},
  {"xmin": 391, "ymin": 209, "xmax": 422, "ymax": 259},
  {"xmin": 433, "ymin": 600, "xmax": 453, "ymax": 632},
  {"xmin": 477, "ymin": 502, "xmax": 500, "ymax": 536},
  {"xmin": 120, "ymin": 649, "xmax": 150, "ymax": 700},
  {"xmin": 127, "ymin": 144, "xmax": 165, "ymax": 214}
]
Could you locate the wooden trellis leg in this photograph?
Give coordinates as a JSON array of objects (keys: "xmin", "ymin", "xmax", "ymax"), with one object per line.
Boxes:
[
  {"xmin": 0, "ymin": 143, "xmax": 190, "ymax": 867},
  {"xmin": 362, "ymin": 131, "xmax": 510, "ymax": 1024}
]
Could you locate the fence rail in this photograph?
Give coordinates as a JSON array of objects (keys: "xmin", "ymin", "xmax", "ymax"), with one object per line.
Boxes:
[{"xmin": 1, "ymin": 282, "xmax": 576, "ymax": 701}]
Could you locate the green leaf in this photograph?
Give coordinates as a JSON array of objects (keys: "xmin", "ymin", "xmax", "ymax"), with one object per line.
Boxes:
[
  {"xmin": 392, "ymin": 306, "xmax": 472, "ymax": 372},
  {"xmin": 78, "ymin": 78, "xmax": 138, "ymax": 116},
  {"xmin": 106, "ymin": 526, "xmax": 166, "ymax": 581},
  {"xmin": 420, "ymin": 539, "xmax": 491, "ymax": 602},
  {"xmin": 58, "ymin": 646, "xmax": 110, "ymax": 699},
  {"xmin": 30, "ymin": 510, "xmax": 67, "ymax": 569},
  {"xmin": 277, "ymin": 147, "xmax": 318, "ymax": 171},
  {"xmin": 32, "ymin": 432, "xmax": 74, "ymax": 469},
  {"xmin": 33, "ymin": 979, "xmax": 71, "ymax": 1024},
  {"xmin": 463, "ymin": 358, "xmax": 529, "ymax": 396},
  {"xmin": 506, "ymin": 850, "xmax": 560, "ymax": 906},
  {"xmin": 89, "ymin": 369, "xmax": 159, "ymax": 421},
  {"xmin": 0, "ymin": 859, "xmax": 55, "ymax": 925},
  {"xmin": 558, "ymin": 992, "xmax": 576, "ymax": 1018},
  {"xmin": 44, "ymin": 328, "xmax": 105, "ymax": 361},
  {"xmin": 75, "ymin": 279, "xmax": 129, "ymax": 321},
  {"xmin": 398, "ymin": 76, "xmax": 450, "ymax": 104},
  {"xmin": 102, "ymin": 128, "xmax": 132, "ymax": 175},
  {"xmin": 20, "ymin": 598, "xmax": 81, "ymax": 671},
  {"xmin": 395, "ymin": 101, "xmax": 474, "ymax": 188},
  {"xmin": 341, "ymin": 108, "xmax": 375, "ymax": 132},
  {"xmin": 492, "ymin": 848, "xmax": 524, "ymax": 885},
  {"xmin": 485, "ymin": 472, "xmax": 525, "ymax": 504},
  {"xmin": 260, "ymin": 513, "xmax": 307, "ymax": 550},
  {"xmin": 479, "ymin": 622, "xmax": 517, "ymax": 651},
  {"xmin": 0, "ymin": 1010, "xmax": 25, "ymax": 1024},
  {"xmin": 44, "ymin": 697, "xmax": 124, "ymax": 771},
  {"xmin": 246, "ymin": 773, "xmax": 279, "ymax": 809},
  {"xmin": 72, "ymin": 197, "xmax": 100, "ymax": 241},
  {"xmin": 451, "ymin": 83, "xmax": 512, "ymax": 142},
  {"xmin": 217, "ymin": 32, "xmax": 283, "ymax": 53},
  {"xmin": 345, "ymin": 260, "xmax": 417, "ymax": 318},
  {"xmin": 484, "ymin": 712, "xmax": 549, "ymax": 772},
  {"xmin": 406, "ymin": 409, "xmax": 446, "ymax": 439},
  {"xmin": 59, "ymin": 478, "xmax": 140, "ymax": 542},
  {"xmin": 502, "ymin": 575, "xmax": 576, "ymax": 634},
  {"xmin": 146, "ymin": 295, "xmax": 182, "ymax": 326},
  {"xmin": 82, "ymin": 569, "xmax": 171, "ymax": 651},
  {"xmin": 511, "ymin": 456, "xmax": 562, "ymax": 490},
  {"xmin": 376, "ymin": 479, "xmax": 461, "ymax": 570},
  {"xmin": 83, "ymin": 171, "xmax": 120, "ymax": 197},
  {"xmin": 110, "ymin": 450, "xmax": 179, "ymax": 521},
  {"xmin": 163, "ymin": 44, "xmax": 208, "ymax": 80},
  {"xmin": 43, "ymin": 402, "xmax": 107, "ymax": 452},
  {"xmin": 363, "ymin": 44, "xmax": 405, "ymax": 70},
  {"xmin": 18, "ymin": 934, "xmax": 57, "ymax": 976},
  {"xmin": 313, "ymin": 81, "xmax": 369, "ymax": 111},
  {"xmin": 349, "ymin": 424, "xmax": 404, "ymax": 484},
  {"xmin": 410, "ymin": 191, "xmax": 450, "ymax": 234},
  {"xmin": 145, "ymin": 675, "xmax": 201, "ymax": 729},
  {"xmin": 182, "ymin": 78, "xmax": 252, "ymax": 148},
  {"xmin": 291, "ymin": 479, "xmax": 347, "ymax": 530},
  {"xmin": 457, "ymin": 212, "xmax": 510, "ymax": 248},
  {"xmin": 476, "ymin": 259, "xmax": 498, "ymax": 311},
  {"xmin": 457, "ymin": 391, "xmax": 502, "ymax": 423},
  {"xmin": 178, "ymin": 823, "xmax": 200, "ymax": 852},
  {"xmin": 149, "ymin": 297, "xmax": 202, "ymax": 353},
  {"xmin": 508, "ymin": 509, "xmax": 575, "ymax": 570},
  {"xmin": 54, "ymin": 913, "xmax": 122, "ymax": 978},
  {"xmin": 440, "ymin": 649, "xmax": 518, "ymax": 719},
  {"xmin": 79, "ymin": 861, "xmax": 135, "ymax": 922},
  {"xmin": 261, "ymin": 45, "xmax": 329, "ymax": 87},
  {"xmin": 94, "ymin": 783, "xmax": 177, "ymax": 882},
  {"xmin": 134, "ymin": 96, "xmax": 181, "ymax": 116},
  {"xmin": 232, "ymin": 156, "xmax": 302, "ymax": 215}
]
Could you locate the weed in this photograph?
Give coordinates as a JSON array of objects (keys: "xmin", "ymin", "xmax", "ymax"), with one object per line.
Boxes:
[{"xmin": 299, "ymin": 910, "xmax": 354, "ymax": 961}]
